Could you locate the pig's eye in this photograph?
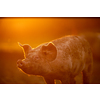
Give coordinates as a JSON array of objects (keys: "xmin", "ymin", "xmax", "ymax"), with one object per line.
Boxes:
[{"xmin": 34, "ymin": 56, "xmax": 39, "ymax": 60}]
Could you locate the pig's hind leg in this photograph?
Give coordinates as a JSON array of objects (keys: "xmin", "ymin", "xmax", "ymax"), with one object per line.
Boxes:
[
  {"xmin": 82, "ymin": 63, "xmax": 93, "ymax": 84},
  {"xmin": 61, "ymin": 75, "xmax": 76, "ymax": 84},
  {"xmin": 44, "ymin": 77, "xmax": 55, "ymax": 84}
]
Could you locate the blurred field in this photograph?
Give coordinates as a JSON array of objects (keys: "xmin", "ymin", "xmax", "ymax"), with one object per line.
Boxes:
[
  {"xmin": 0, "ymin": 18, "xmax": 100, "ymax": 84},
  {"xmin": 0, "ymin": 50, "xmax": 45, "ymax": 84}
]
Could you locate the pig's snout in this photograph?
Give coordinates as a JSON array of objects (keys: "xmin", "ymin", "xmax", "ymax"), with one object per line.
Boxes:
[{"xmin": 17, "ymin": 59, "xmax": 24, "ymax": 68}]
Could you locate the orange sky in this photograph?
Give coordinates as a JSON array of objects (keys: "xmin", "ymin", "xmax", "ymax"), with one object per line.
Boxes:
[{"xmin": 0, "ymin": 17, "xmax": 100, "ymax": 51}]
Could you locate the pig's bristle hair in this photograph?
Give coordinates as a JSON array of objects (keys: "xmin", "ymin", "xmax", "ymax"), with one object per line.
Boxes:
[{"xmin": 18, "ymin": 42, "xmax": 23, "ymax": 47}]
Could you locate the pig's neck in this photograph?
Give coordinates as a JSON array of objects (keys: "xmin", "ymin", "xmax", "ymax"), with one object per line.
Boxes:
[
  {"xmin": 33, "ymin": 60, "xmax": 60, "ymax": 77},
  {"xmin": 36, "ymin": 62, "xmax": 53, "ymax": 77}
]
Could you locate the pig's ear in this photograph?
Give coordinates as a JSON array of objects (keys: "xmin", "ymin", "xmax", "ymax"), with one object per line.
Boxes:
[
  {"xmin": 18, "ymin": 42, "xmax": 32, "ymax": 57},
  {"xmin": 41, "ymin": 42, "xmax": 57, "ymax": 61}
]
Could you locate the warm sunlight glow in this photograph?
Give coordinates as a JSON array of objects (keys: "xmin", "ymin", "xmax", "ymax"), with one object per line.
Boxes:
[
  {"xmin": 0, "ymin": 18, "xmax": 73, "ymax": 51},
  {"xmin": 0, "ymin": 17, "xmax": 100, "ymax": 52},
  {"xmin": 0, "ymin": 17, "xmax": 100, "ymax": 84}
]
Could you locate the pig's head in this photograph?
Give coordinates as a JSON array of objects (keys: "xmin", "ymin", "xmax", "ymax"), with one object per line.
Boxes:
[{"xmin": 17, "ymin": 42, "xmax": 57, "ymax": 75}]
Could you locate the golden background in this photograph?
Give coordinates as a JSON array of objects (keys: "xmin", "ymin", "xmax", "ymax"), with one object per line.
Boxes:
[{"xmin": 0, "ymin": 17, "xmax": 100, "ymax": 84}]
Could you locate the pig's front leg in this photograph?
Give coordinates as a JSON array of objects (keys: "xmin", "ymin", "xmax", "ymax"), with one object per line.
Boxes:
[{"xmin": 44, "ymin": 77, "xmax": 54, "ymax": 84}]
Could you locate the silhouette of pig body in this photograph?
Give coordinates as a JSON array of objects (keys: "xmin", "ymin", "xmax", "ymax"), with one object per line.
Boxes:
[{"xmin": 17, "ymin": 35, "xmax": 93, "ymax": 84}]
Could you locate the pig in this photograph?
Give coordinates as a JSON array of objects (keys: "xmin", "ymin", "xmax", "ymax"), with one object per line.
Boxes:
[{"xmin": 17, "ymin": 35, "xmax": 93, "ymax": 84}]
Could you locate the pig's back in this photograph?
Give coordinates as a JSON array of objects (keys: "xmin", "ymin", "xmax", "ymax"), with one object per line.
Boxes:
[{"xmin": 52, "ymin": 35, "xmax": 92, "ymax": 63}]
